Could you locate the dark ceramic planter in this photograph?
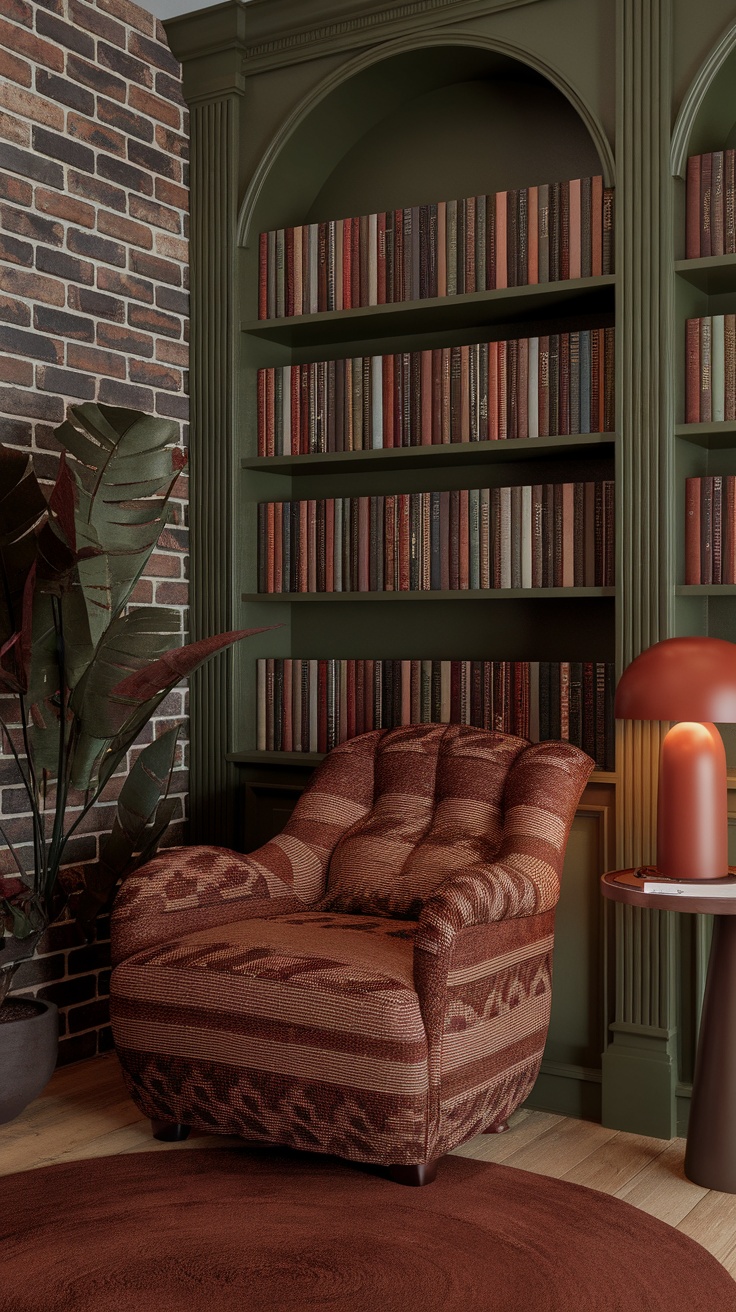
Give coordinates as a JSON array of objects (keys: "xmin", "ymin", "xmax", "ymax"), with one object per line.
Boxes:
[{"xmin": 0, "ymin": 1000, "xmax": 58, "ymax": 1125}]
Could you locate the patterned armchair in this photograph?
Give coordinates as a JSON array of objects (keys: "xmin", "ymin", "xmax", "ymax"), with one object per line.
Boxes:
[{"xmin": 110, "ymin": 725, "xmax": 593, "ymax": 1184}]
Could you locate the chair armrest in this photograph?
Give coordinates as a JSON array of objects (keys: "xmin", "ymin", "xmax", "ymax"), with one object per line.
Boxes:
[
  {"xmin": 414, "ymin": 740, "xmax": 593, "ymax": 958},
  {"xmin": 110, "ymin": 843, "xmax": 303, "ymax": 965}
]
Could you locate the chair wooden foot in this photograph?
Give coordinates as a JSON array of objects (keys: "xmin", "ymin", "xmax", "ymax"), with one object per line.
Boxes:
[
  {"xmin": 483, "ymin": 1120, "xmax": 510, "ymax": 1134},
  {"xmin": 151, "ymin": 1119, "xmax": 190, "ymax": 1142},
  {"xmin": 384, "ymin": 1160, "xmax": 438, "ymax": 1186}
]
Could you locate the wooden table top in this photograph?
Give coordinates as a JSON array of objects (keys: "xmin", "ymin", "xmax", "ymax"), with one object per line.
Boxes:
[{"xmin": 601, "ymin": 868, "xmax": 736, "ymax": 915}]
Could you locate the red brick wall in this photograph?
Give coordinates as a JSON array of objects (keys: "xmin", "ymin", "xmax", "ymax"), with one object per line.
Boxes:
[{"xmin": 0, "ymin": 0, "xmax": 189, "ymax": 1064}]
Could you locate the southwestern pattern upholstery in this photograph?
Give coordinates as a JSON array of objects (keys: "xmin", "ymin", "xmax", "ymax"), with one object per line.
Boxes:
[{"xmin": 110, "ymin": 725, "xmax": 593, "ymax": 1169}]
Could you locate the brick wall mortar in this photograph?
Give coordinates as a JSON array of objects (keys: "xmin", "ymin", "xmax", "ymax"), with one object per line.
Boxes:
[{"xmin": 0, "ymin": 0, "xmax": 190, "ymax": 1066}]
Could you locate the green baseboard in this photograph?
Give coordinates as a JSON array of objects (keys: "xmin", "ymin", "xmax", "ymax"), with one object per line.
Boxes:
[
  {"xmin": 600, "ymin": 1023, "xmax": 678, "ymax": 1139},
  {"xmin": 524, "ymin": 1060, "xmax": 602, "ymax": 1121}
]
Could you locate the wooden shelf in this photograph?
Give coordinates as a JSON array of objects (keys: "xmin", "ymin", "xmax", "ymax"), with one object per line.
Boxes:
[
  {"xmin": 242, "ymin": 588, "xmax": 615, "ymax": 602},
  {"xmin": 675, "ymin": 255, "xmax": 736, "ymax": 295},
  {"xmin": 677, "ymin": 584, "xmax": 736, "ymax": 595},
  {"xmin": 676, "ymin": 422, "xmax": 736, "ymax": 448},
  {"xmin": 242, "ymin": 432, "xmax": 616, "ymax": 476},
  {"xmin": 228, "ymin": 749, "xmax": 616, "ymax": 784},
  {"xmin": 241, "ymin": 276, "xmax": 616, "ymax": 350}
]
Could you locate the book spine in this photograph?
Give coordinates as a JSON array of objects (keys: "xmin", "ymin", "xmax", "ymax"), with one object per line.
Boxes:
[{"xmin": 686, "ymin": 154, "xmax": 701, "ymax": 258}]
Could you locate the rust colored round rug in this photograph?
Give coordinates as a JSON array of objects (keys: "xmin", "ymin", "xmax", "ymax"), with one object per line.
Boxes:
[{"xmin": 2, "ymin": 1147, "xmax": 734, "ymax": 1312}]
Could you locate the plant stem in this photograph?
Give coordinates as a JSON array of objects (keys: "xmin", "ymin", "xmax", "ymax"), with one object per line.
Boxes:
[
  {"xmin": 0, "ymin": 817, "xmax": 28, "ymax": 882},
  {"xmin": 46, "ymin": 596, "xmax": 68, "ymax": 898},
  {"xmin": 16, "ymin": 691, "xmax": 45, "ymax": 892}
]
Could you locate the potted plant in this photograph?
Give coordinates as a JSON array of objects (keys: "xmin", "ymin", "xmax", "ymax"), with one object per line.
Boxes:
[{"xmin": 0, "ymin": 403, "xmax": 266, "ymax": 1123}]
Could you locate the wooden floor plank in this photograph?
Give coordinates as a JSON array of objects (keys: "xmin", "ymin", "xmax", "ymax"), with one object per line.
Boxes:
[
  {"xmin": 451, "ymin": 1109, "xmax": 563, "ymax": 1164},
  {"xmin": 560, "ymin": 1128, "xmax": 670, "ymax": 1195},
  {"xmin": 484, "ymin": 1113, "xmax": 619, "ymax": 1179},
  {"xmin": 614, "ymin": 1140, "xmax": 708, "ymax": 1226}
]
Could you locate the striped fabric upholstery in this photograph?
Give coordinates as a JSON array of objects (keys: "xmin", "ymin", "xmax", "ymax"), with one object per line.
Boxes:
[
  {"xmin": 322, "ymin": 725, "xmax": 528, "ymax": 916},
  {"xmin": 111, "ymin": 725, "xmax": 593, "ymax": 1167}
]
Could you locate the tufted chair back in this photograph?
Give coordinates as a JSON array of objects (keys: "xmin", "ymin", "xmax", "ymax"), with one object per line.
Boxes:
[{"xmin": 318, "ymin": 723, "xmax": 529, "ymax": 917}]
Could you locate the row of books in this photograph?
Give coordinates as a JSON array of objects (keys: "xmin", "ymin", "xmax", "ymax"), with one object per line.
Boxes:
[
  {"xmin": 685, "ymin": 316, "xmax": 736, "ymax": 423},
  {"xmin": 685, "ymin": 151, "xmax": 736, "ymax": 259},
  {"xmin": 258, "ymin": 176, "xmax": 615, "ymax": 319},
  {"xmin": 256, "ymin": 482, "xmax": 615, "ymax": 593},
  {"xmin": 256, "ymin": 658, "xmax": 615, "ymax": 770},
  {"xmin": 685, "ymin": 475, "xmax": 736, "ymax": 584},
  {"xmin": 256, "ymin": 329, "xmax": 616, "ymax": 457}
]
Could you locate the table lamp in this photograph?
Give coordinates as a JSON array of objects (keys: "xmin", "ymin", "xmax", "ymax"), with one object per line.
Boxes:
[{"xmin": 615, "ymin": 636, "xmax": 736, "ymax": 881}]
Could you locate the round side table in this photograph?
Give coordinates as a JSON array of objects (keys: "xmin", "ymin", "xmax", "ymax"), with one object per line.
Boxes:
[{"xmin": 602, "ymin": 867, "xmax": 736, "ymax": 1194}]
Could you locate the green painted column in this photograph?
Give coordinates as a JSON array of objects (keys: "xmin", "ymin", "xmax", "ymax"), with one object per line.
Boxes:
[
  {"xmin": 166, "ymin": 13, "xmax": 246, "ymax": 846},
  {"xmin": 602, "ymin": 0, "xmax": 678, "ymax": 1138}
]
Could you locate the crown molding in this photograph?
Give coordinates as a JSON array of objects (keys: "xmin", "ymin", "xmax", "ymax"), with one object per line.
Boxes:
[{"xmin": 166, "ymin": 0, "xmax": 546, "ymax": 78}]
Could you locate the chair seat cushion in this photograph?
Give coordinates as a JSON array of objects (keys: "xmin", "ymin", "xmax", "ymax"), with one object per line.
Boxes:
[{"xmin": 110, "ymin": 910, "xmax": 431, "ymax": 1165}]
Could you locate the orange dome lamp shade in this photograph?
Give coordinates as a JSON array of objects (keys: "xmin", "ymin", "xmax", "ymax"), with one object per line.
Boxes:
[{"xmin": 615, "ymin": 637, "xmax": 736, "ymax": 881}]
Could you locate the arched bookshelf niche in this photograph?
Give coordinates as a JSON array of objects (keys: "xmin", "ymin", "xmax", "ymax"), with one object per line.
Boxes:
[{"xmin": 235, "ymin": 40, "xmax": 618, "ymax": 778}]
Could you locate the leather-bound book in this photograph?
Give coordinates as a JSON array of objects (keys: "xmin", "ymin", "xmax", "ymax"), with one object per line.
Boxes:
[
  {"xmin": 446, "ymin": 199, "xmax": 457, "ymax": 296},
  {"xmin": 569, "ymin": 332, "xmax": 581, "ymax": 434},
  {"xmin": 450, "ymin": 661, "xmax": 461, "ymax": 724},
  {"xmin": 496, "ymin": 190, "xmax": 507, "ymax": 289},
  {"xmin": 475, "ymin": 194, "xmax": 486, "ymax": 291},
  {"xmin": 718, "ymin": 314, "xmax": 729, "ymax": 417},
  {"xmin": 528, "ymin": 336, "xmax": 539, "ymax": 438},
  {"xmin": 429, "ymin": 203, "xmax": 438, "ymax": 298},
  {"xmin": 548, "ymin": 662, "xmax": 561, "ymax": 738},
  {"xmin": 507, "ymin": 189, "xmax": 518, "ymax": 287},
  {"xmin": 595, "ymin": 663, "xmax": 607, "ymax": 769},
  {"xmin": 538, "ymin": 662, "xmax": 550, "ymax": 740},
  {"xmin": 727, "ymin": 477, "xmax": 736, "ymax": 584},
  {"xmin": 465, "ymin": 195, "xmax": 476, "ymax": 293},
  {"xmin": 364, "ymin": 658, "xmax": 375, "ymax": 732},
  {"xmin": 701, "ymin": 152, "xmax": 713, "ymax": 259},
  {"xmin": 384, "ymin": 210, "xmax": 394, "ymax": 304},
  {"xmin": 686, "ymin": 155, "xmax": 701, "ymax": 258},
  {"xmin": 456, "ymin": 198, "xmax": 466, "ymax": 295},
  {"xmin": 362, "ymin": 356, "xmax": 372, "ymax": 448},
  {"xmin": 479, "ymin": 340, "xmax": 489, "ymax": 440},
  {"xmin": 569, "ymin": 661, "xmax": 583, "ymax": 751},
  {"xmin": 437, "ymin": 201, "xmax": 447, "ymax": 297},
  {"xmin": 358, "ymin": 495, "xmax": 370, "ymax": 592},
  {"xmin": 410, "ymin": 659, "xmax": 421, "ymax": 723},
  {"xmin": 450, "ymin": 345, "xmax": 462, "ymax": 441},
  {"xmin": 459, "ymin": 488, "xmax": 469, "ymax": 590},
  {"xmin": 593, "ymin": 482, "xmax": 604, "ymax": 586},
  {"xmin": 498, "ymin": 340, "xmax": 508, "ymax": 439},
  {"xmin": 573, "ymin": 481, "xmax": 585, "ymax": 585},
  {"xmin": 432, "ymin": 349, "xmax": 442, "ymax": 443},
  {"xmin": 273, "ymin": 500, "xmax": 284, "ymax": 592},
  {"xmin": 553, "ymin": 483, "xmax": 564, "ymax": 587},
  {"xmin": 265, "ymin": 659, "xmax": 275, "ymax": 750},
  {"xmin": 349, "ymin": 496, "xmax": 359, "ymax": 592},
  {"xmin": 507, "ymin": 338, "xmax": 518, "ymax": 441},
  {"xmin": 430, "ymin": 491, "xmax": 441, "ymax": 590},
  {"xmin": 327, "ymin": 222, "xmax": 337, "ymax": 311},
  {"xmin": 602, "ymin": 188, "xmax": 615, "ymax": 273},
  {"xmin": 288, "ymin": 501, "xmax": 298, "ymax": 592},
  {"xmin": 521, "ymin": 484, "xmax": 532, "ymax": 588},
  {"xmin": 604, "ymin": 480, "xmax": 615, "ymax": 587},
  {"xmin": 538, "ymin": 335, "xmax": 550, "ymax": 436},
  {"xmin": 488, "ymin": 341, "xmax": 499, "ymax": 439},
  {"xmin": 542, "ymin": 483, "xmax": 555, "ymax": 587},
  {"xmin": 532, "ymin": 484, "xmax": 544, "ymax": 588},
  {"xmin": 562, "ymin": 482, "xmax": 575, "ymax": 587},
  {"xmin": 586, "ymin": 481, "xmax": 601, "ymax": 587},
  {"xmin": 316, "ymin": 661, "xmax": 328, "ymax": 753},
  {"xmin": 469, "ymin": 343, "xmax": 478, "ymax": 442},
  {"xmin": 559, "ymin": 180, "xmax": 570, "ymax": 281},
  {"xmin": 713, "ymin": 151, "xmax": 725, "ymax": 256},
  {"xmin": 548, "ymin": 334, "xmax": 559, "ymax": 436},
  {"xmin": 713, "ymin": 474, "xmax": 723, "ymax": 584},
  {"xmin": 440, "ymin": 490, "xmax": 451, "ymax": 590},
  {"xmin": 384, "ymin": 494, "xmax": 396, "ymax": 590},
  {"xmin": 393, "ymin": 208, "xmax": 403, "ymax": 305},
  {"xmin": 604, "ymin": 328, "xmax": 615, "ymax": 432},
  {"xmin": 518, "ymin": 186, "xmax": 528, "ymax": 286},
  {"xmin": 559, "ymin": 333, "xmax": 570, "ymax": 435},
  {"xmin": 282, "ymin": 657, "xmax": 293, "ymax": 752},
  {"xmin": 511, "ymin": 484, "xmax": 522, "ymax": 589},
  {"xmin": 685, "ymin": 317, "xmax": 701, "ymax": 423},
  {"xmin": 590, "ymin": 330, "xmax": 601, "ymax": 432},
  {"xmin": 257, "ymin": 368, "xmax": 266, "ymax": 457},
  {"xmin": 696, "ymin": 475, "xmax": 711, "ymax": 582},
  {"xmin": 257, "ymin": 503, "xmax": 267, "ymax": 592},
  {"xmin": 259, "ymin": 231, "xmax": 268, "ymax": 319},
  {"xmin": 306, "ymin": 499, "xmax": 317, "ymax": 592},
  {"xmin": 411, "ymin": 350, "xmax": 422, "ymax": 445},
  {"xmin": 528, "ymin": 186, "xmax": 538, "ymax": 284},
  {"xmin": 471, "ymin": 660, "xmax": 483, "ymax": 728},
  {"xmin": 368, "ymin": 496, "xmax": 380, "ymax": 592},
  {"xmin": 518, "ymin": 336, "xmax": 529, "ymax": 440},
  {"xmin": 727, "ymin": 152, "xmax": 736, "ymax": 255},
  {"xmin": 580, "ymin": 176, "xmax": 592, "ymax": 277},
  {"xmin": 559, "ymin": 661, "xmax": 570, "ymax": 741},
  {"xmin": 410, "ymin": 206, "xmax": 420, "ymax": 301},
  {"xmin": 538, "ymin": 184, "xmax": 550, "ymax": 283},
  {"xmin": 380, "ymin": 353, "xmax": 393, "ymax": 448},
  {"xmin": 421, "ymin": 491, "xmax": 431, "ymax": 590},
  {"xmin": 314, "ymin": 499, "xmax": 325, "ymax": 592},
  {"xmin": 290, "ymin": 365, "xmax": 301, "ymax": 456},
  {"xmin": 449, "ymin": 489, "xmax": 460, "ymax": 590},
  {"xmin": 265, "ymin": 367, "xmax": 275, "ymax": 457},
  {"xmin": 418, "ymin": 205, "xmax": 430, "ymax": 298},
  {"xmin": 548, "ymin": 182, "xmax": 560, "ymax": 282},
  {"xmin": 398, "ymin": 494, "xmax": 410, "ymax": 591},
  {"xmin": 441, "ymin": 347, "xmax": 452, "ymax": 442},
  {"xmin": 316, "ymin": 222, "xmax": 327, "ymax": 313},
  {"xmin": 460, "ymin": 344, "xmax": 470, "ymax": 442},
  {"xmin": 582, "ymin": 662, "xmax": 596, "ymax": 759},
  {"xmin": 591, "ymin": 176, "xmax": 603, "ymax": 276},
  {"xmin": 401, "ymin": 351, "xmax": 411, "ymax": 446},
  {"xmin": 700, "ymin": 316, "xmax": 712, "ymax": 423},
  {"xmin": 499, "ymin": 485, "xmax": 512, "ymax": 589},
  {"xmin": 604, "ymin": 663, "xmax": 615, "ymax": 771},
  {"xmin": 469, "ymin": 488, "xmax": 480, "ymax": 589},
  {"xmin": 275, "ymin": 228, "xmax": 285, "ymax": 317},
  {"xmin": 342, "ymin": 217, "xmax": 352, "ymax": 309},
  {"xmin": 685, "ymin": 476, "xmax": 702, "ymax": 584},
  {"xmin": 712, "ymin": 314, "xmax": 725, "ymax": 422},
  {"xmin": 486, "ymin": 192, "xmax": 496, "ymax": 289}
]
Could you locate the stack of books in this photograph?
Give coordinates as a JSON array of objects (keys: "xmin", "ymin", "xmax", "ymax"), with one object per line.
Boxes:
[
  {"xmin": 257, "ymin": 481, "xmax": 615, "ymax": 593},
  {"xmin": 256, "ymin": 657, "xmax": 615, "ymax": 769},
  {"xmin": 256, "ymin": 328, "xmax": 615, "ymax": 456},
  {"xmin": 685, "ymin": 475, "xmax": 736, "ymax": 583},
  {"xmin": 685, "ymin": 316, "xmax": 736, "ymax": 422},
  {"xmin": 685, "ymin": 151, "xmax": 736, "ymax": 258},
  {"xmin": 258, "ymin": 175, "xmax": 614, "ymax": 319}
]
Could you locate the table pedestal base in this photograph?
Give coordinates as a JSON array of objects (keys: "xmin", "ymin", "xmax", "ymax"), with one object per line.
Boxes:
[{"xmin": 685, "ymin": 915, "xmax": 736, "ymax": 1192}]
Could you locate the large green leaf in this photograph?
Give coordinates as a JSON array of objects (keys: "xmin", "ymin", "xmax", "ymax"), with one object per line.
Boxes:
[
  {"xmin": 57, "ymin": 404, "xmax": 186, "ymax": 680},
  {"xmin": 0, "ymin": 447, "xmax": 48, "ymax": 691},
  {"xmin": 72, "ymin": 727, "xmax": 180, "ymax": 934},
  {"xmin": 69, "ymin": 607, "xmax": 182, "ymax": 740}
]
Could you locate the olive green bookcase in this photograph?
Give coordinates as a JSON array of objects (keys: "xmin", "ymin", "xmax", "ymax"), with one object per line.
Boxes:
[{"xmin": 166, "ymin": 0, "xmax": 736, "ymax": 1138}]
